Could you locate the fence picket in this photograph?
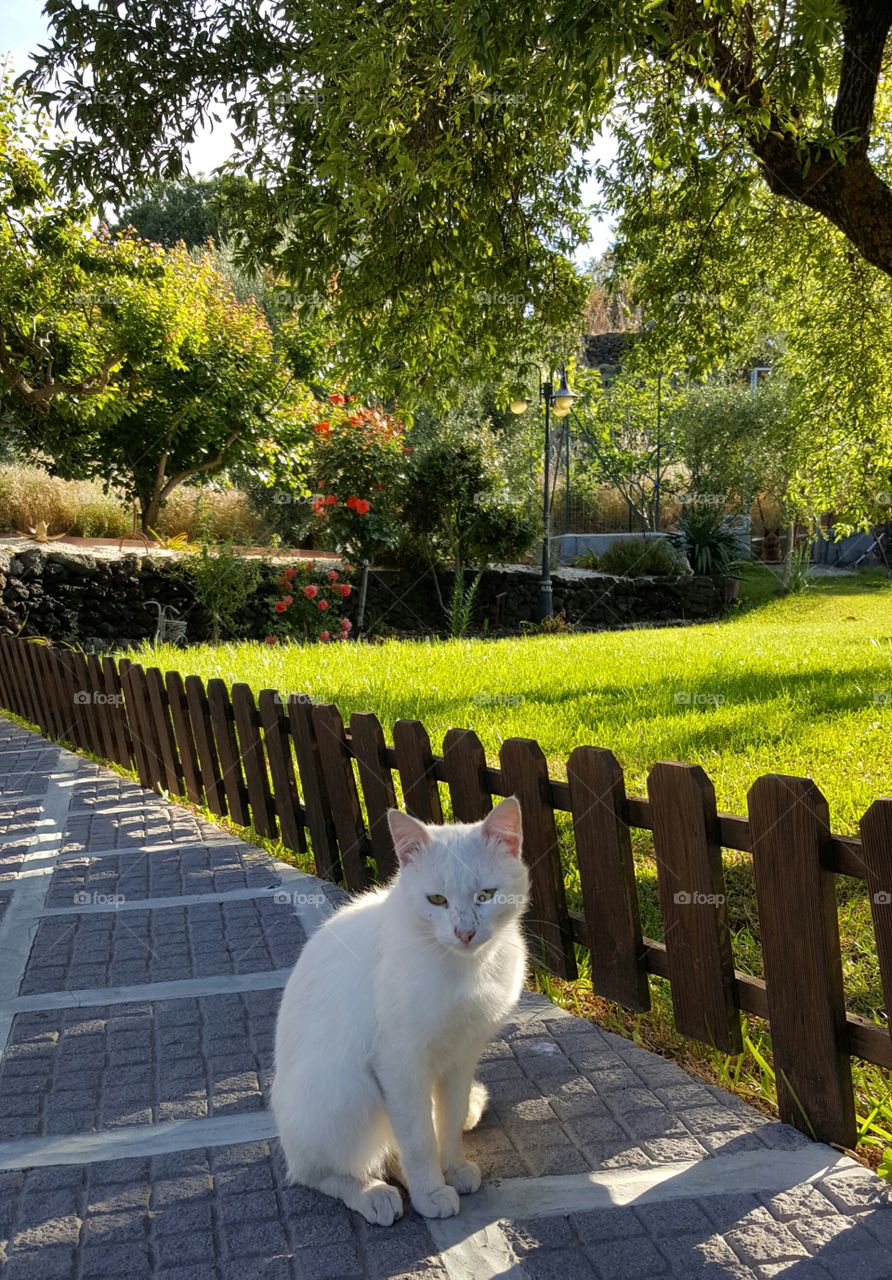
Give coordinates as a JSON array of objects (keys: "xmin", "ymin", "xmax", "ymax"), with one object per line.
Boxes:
[
  {"xmin": 145, "ymin": 668, "xmax": 184, "ymax": 795},
  {"xmin": 102, "ymin": 656, "xmax": 133, "ymax": 769},
  {"xmin": 748, "ymin": 774, "xmax": 855, "ymax": 1146},
  {"xmin": 311, "ymin": 703, "xmax": 369, "ymax": 890},
  {"xmin": 184, "ymin": 675, "xmax": 227, "ymax": 816},
  {"xmin": 393, "ymin": 719, "xmax": 444, "ymax": 824},
  {"xmin": 33, "ymin": 646, "xmax": 62, "ymax": 741},
  {"xmin": 442, "ymin": 728, "xmax": 492, "ymax": 822},
  {"xmin": 859, "ymin": 799, "xmax": 892, "ymax": 1052},
  {"xmin": 206, "ymin": 678, "xmax": 250, "ymax": 825},
  {"xmin": 70, "ymin": 652, "xmax": 105, "ymax": 757},
  {"xmin": 288, "ymin": 695, "xmax": 340, "ymax": 880},
  {"xmin": 86, "ymin": 654, "xmax": 117, "ymax": 763},
  {"xmin": 232, "ymin": 683, "xmax": 277, "ymax": 838},
  {"xmin": 120, "ymin": 664, "xmax": 160, "ymax": 790},
  {"xmin": 350, "ymin": 712, "xmax": 399, "ymax": 879},
  {"xmin": 648, "ymin": 763, "xmax": 741, "ymax": 1053},
  {"xmin": 258, "ymin": 691, "xmax": 306, "ymax": 854},
  {"xmin": 500, "ymin": 738, "xmax": 577, "ymax": 980},
  {"xmin": 165, "ymin": 672, "xmax": 202, "ymax": 803},
  {"xmin": 568, "ymin": 747, "xmax": 649, "ymax": 1011}
]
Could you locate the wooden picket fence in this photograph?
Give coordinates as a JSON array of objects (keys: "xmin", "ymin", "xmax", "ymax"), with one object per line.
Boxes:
[{"xmin": 1, "ymin": 634, "xmax": 891, "ymax": 1150}]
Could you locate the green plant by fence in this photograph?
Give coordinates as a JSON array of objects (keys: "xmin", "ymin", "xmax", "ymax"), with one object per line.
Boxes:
[{"xmin": 1, "ymin": 634, "xmax": 890, "ymax": 1150}]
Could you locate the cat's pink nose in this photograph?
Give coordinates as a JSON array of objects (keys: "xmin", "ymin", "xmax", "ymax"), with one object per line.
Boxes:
[{"xmin": 455, "ymin": 927, "xmax": 477, "ymax": 945}]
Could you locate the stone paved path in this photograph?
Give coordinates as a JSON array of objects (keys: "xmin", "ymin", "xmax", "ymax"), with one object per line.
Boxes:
[{"xmin": 1, "ymin": 721, "xmax": 891, "ymax": 1279}]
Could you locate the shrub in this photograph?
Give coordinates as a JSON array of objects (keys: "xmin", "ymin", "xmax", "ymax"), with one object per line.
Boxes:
[
  {"xmin": 183, "ymin": 543, "xmax": 263, "ymax": 639},
  {"xmin": 597, "ymin": 536, "xmax": 680, "ymax": 577},
  {"xmin": 670, "ymin": 506, "xmax": 747, "ymax": 577},
  {"xmin": 156, "ymin": 487, "xmax": 262, "ymax": 544},
  {"xmin": 266, "ymin": 560, "xmax": 354, "ymax": 644}
]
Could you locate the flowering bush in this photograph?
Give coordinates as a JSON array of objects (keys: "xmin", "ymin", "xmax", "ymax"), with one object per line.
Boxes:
[
  {"xmin": 265, "ymin": 559, "xmax": 354, "ymax": 644},
  {"xmin": 308, "ymin": 394, "xmax": 408, "ymax": 562}
]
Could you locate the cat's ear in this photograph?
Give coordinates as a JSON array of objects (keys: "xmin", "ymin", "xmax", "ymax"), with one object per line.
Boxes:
[
  {"xmin": 482, "ymin": 796, "xmax": 522, "ymax": 857},
  {"xmin": 387, "ymin": 809, "xmax": 431, "ymax": 866}
]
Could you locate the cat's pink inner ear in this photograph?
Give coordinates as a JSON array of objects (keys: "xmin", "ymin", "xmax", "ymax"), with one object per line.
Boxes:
[
  {"xmin": 387, "ymin": 809, "xmax": 431, "ymax": 866},
  {"xmin": 482, "ymin": 797, "xmax": 523, "ymax": 857}
]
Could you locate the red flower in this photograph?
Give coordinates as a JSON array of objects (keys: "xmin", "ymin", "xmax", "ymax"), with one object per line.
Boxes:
[
  {"xmin": 265, "ymin": 634, "xmax": 279, "ymax": 645},
  {"xmin": 319, "ymin": 630, "xmax": 331, "ymax": 642},
  {"xmin": 284, "ymin": 567, "xmax": 297, "ymax": 580},
  {"xmin": 317, "ymin": 598, "xmax": 329, "ymax": 611},
  {"xmin": 326, "ymin": 569, "xmax": 339, "ymax": 582},
  {"xmin": 355, "ymin": 499, "xmax": 371, "ymax": 516},
  {"xmin": 338, "ymin": 583, "xmax": 352, "ymax": 598},
  {"xmin": 303, "ymin": 584, "xmax": 319, "ymax": 599},
  {"xmin": 404, "ymin": 446, "xmax": 413, "ymax": 455},
  {"xmin": 313, "ymin": 420, "xmax": 330, "ymax": 434},
  {"xmin": 311, "ymin": 498, "xmax": 325, "ymax": 516},
  {"xmin": 346, "ymin": 495, "xmax": 359, "ymax": 510},
  {"xmin": 325, "ymin": 494, "xmax": 337, "ymax": 506},
  {"xmin": 340, "ymin": 617, "xmax": 352, "ymax": 632},
  {"xmin": 274, "ymin": 601, "xmax": 287, "ymax": 613},
  {"xmin": 328, "ymin": 392, "xmax": 346, "ymax": 405}
]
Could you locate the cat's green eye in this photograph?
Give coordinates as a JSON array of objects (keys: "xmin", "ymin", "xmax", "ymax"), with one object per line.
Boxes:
[
  {"xmin": 475, "ymin": 888, "xmax": 496, "ymax": 904},
  {"xmin": 426, "ymin": 894, "xmax": 448, "ymax": 906}
]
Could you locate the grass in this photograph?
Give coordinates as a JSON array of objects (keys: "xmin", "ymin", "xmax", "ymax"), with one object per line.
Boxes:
[
  {"xmin": 127, "ymin": 564, "xmax": 892, "ymax": 1154},
  {"xmin": 0, "ymin": 464, "xmax": 262, "ymax": 542}
]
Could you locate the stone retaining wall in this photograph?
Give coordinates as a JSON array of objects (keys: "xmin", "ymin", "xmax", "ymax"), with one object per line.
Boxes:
[{"xmin": 0, "ymin": 546, "xmax": 727, "ymax": 647}]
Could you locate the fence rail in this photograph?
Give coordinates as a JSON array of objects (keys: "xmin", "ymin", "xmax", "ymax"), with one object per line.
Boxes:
[{"xmin": 1, "ymin": 634, "xmax": 890, "ymax": 1148}]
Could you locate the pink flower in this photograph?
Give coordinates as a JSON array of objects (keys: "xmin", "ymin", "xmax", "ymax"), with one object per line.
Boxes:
[
  {"xmin": 340, "ymin": 617, "xmax": 352, "ymax": 632},
  {"xmin": 303, "ymin": 584, "xmax": 319, "ymax": 599},
  {"xmin": 265, "ymin": 635, "xmax": 279, "ymax": 645},
  {"xmin": 319, "ymin": 630, "xmax": 330, "ymax": 642},
  {"xmin": 317, "ymin": 598, "xmax": 329, "ymax": 611},
  {"xmin": 326, "ymin": 569, "xmax": 339, "ymax": 582},
  {"xmin": 284, "ymin": 567, "xmax": 296, "ymax": 580},
  {"xmin": 338, "ymin": 583, "xmax": 352, "ymax": 598},
  {"xmin": 282, "ymin": 595, "xmax": 293, "ymax": 606},
  {"xmin": 274, "ymin": 601, "xmax": 287, "ymax": 613}
]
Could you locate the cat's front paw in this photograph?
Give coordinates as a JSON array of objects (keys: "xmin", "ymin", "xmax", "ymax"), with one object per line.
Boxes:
[
  {"xmin": 411, "ymin": 1183, "xmax": 461, "ymax": 1219},
  {"xmin": 357, "ymin": 1182, "xmax": 404, "ymax": 1226},
  {"xmin": 444, "ymin": 1160, "xmax": 481, "ymax": 1195}
]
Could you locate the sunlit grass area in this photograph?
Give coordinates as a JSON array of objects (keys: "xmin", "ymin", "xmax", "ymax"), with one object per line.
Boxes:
[
  {"xmin": 134, "ymin": 565, "xmax": 892, "ymax": 828},
  {"xmin": 130, "ymin": 564, "xmax": 892, "ymax": 1152}
]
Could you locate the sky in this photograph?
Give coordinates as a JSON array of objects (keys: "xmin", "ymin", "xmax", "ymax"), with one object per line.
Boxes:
[{"xmin": 4, "ymin": 0, "xmax": 614, "ymax": 261}]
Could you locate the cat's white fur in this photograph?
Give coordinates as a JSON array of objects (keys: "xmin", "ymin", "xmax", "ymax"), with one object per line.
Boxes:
[{"xmin": 272, "ymin": 797, "xmax": 529, "ymax": 1226}]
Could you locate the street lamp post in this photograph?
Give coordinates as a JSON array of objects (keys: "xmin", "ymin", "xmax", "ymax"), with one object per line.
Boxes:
[{"xmin": 509, "ymin": 365, "xmax": 576, "ymax": 619}]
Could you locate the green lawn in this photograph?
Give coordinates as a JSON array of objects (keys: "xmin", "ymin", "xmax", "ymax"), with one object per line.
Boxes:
[
  {"xmin": 135, "ymin": 565, "xmax": 892, "ymax": 830},
  {"xmin": 132, "ymin": 566, "xmax": 892, "ymax": 1145}
]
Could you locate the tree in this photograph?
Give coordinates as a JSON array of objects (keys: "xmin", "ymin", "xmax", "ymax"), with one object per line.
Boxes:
[
  {"xmin": 21, "ymin": 2, "xmax": 892, "ymax": 398},
  {"xmin": 0, "ymin": 71, "xmax": 316, "ymax": 531},
  {"xmin": 110, "ymin": 175, "xmax": 232, "ymax": 248}
]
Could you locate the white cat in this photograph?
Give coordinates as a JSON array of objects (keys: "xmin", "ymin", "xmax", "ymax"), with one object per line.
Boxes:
[{"xmin": 272, "ymin": 797, "xmax": 529, "ymax": 1225}]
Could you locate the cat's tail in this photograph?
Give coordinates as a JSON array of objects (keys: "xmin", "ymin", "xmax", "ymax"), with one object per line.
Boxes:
[{"xmin": 464, "ymin": 1080, "xmax": 489, "ymax": 1131}]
